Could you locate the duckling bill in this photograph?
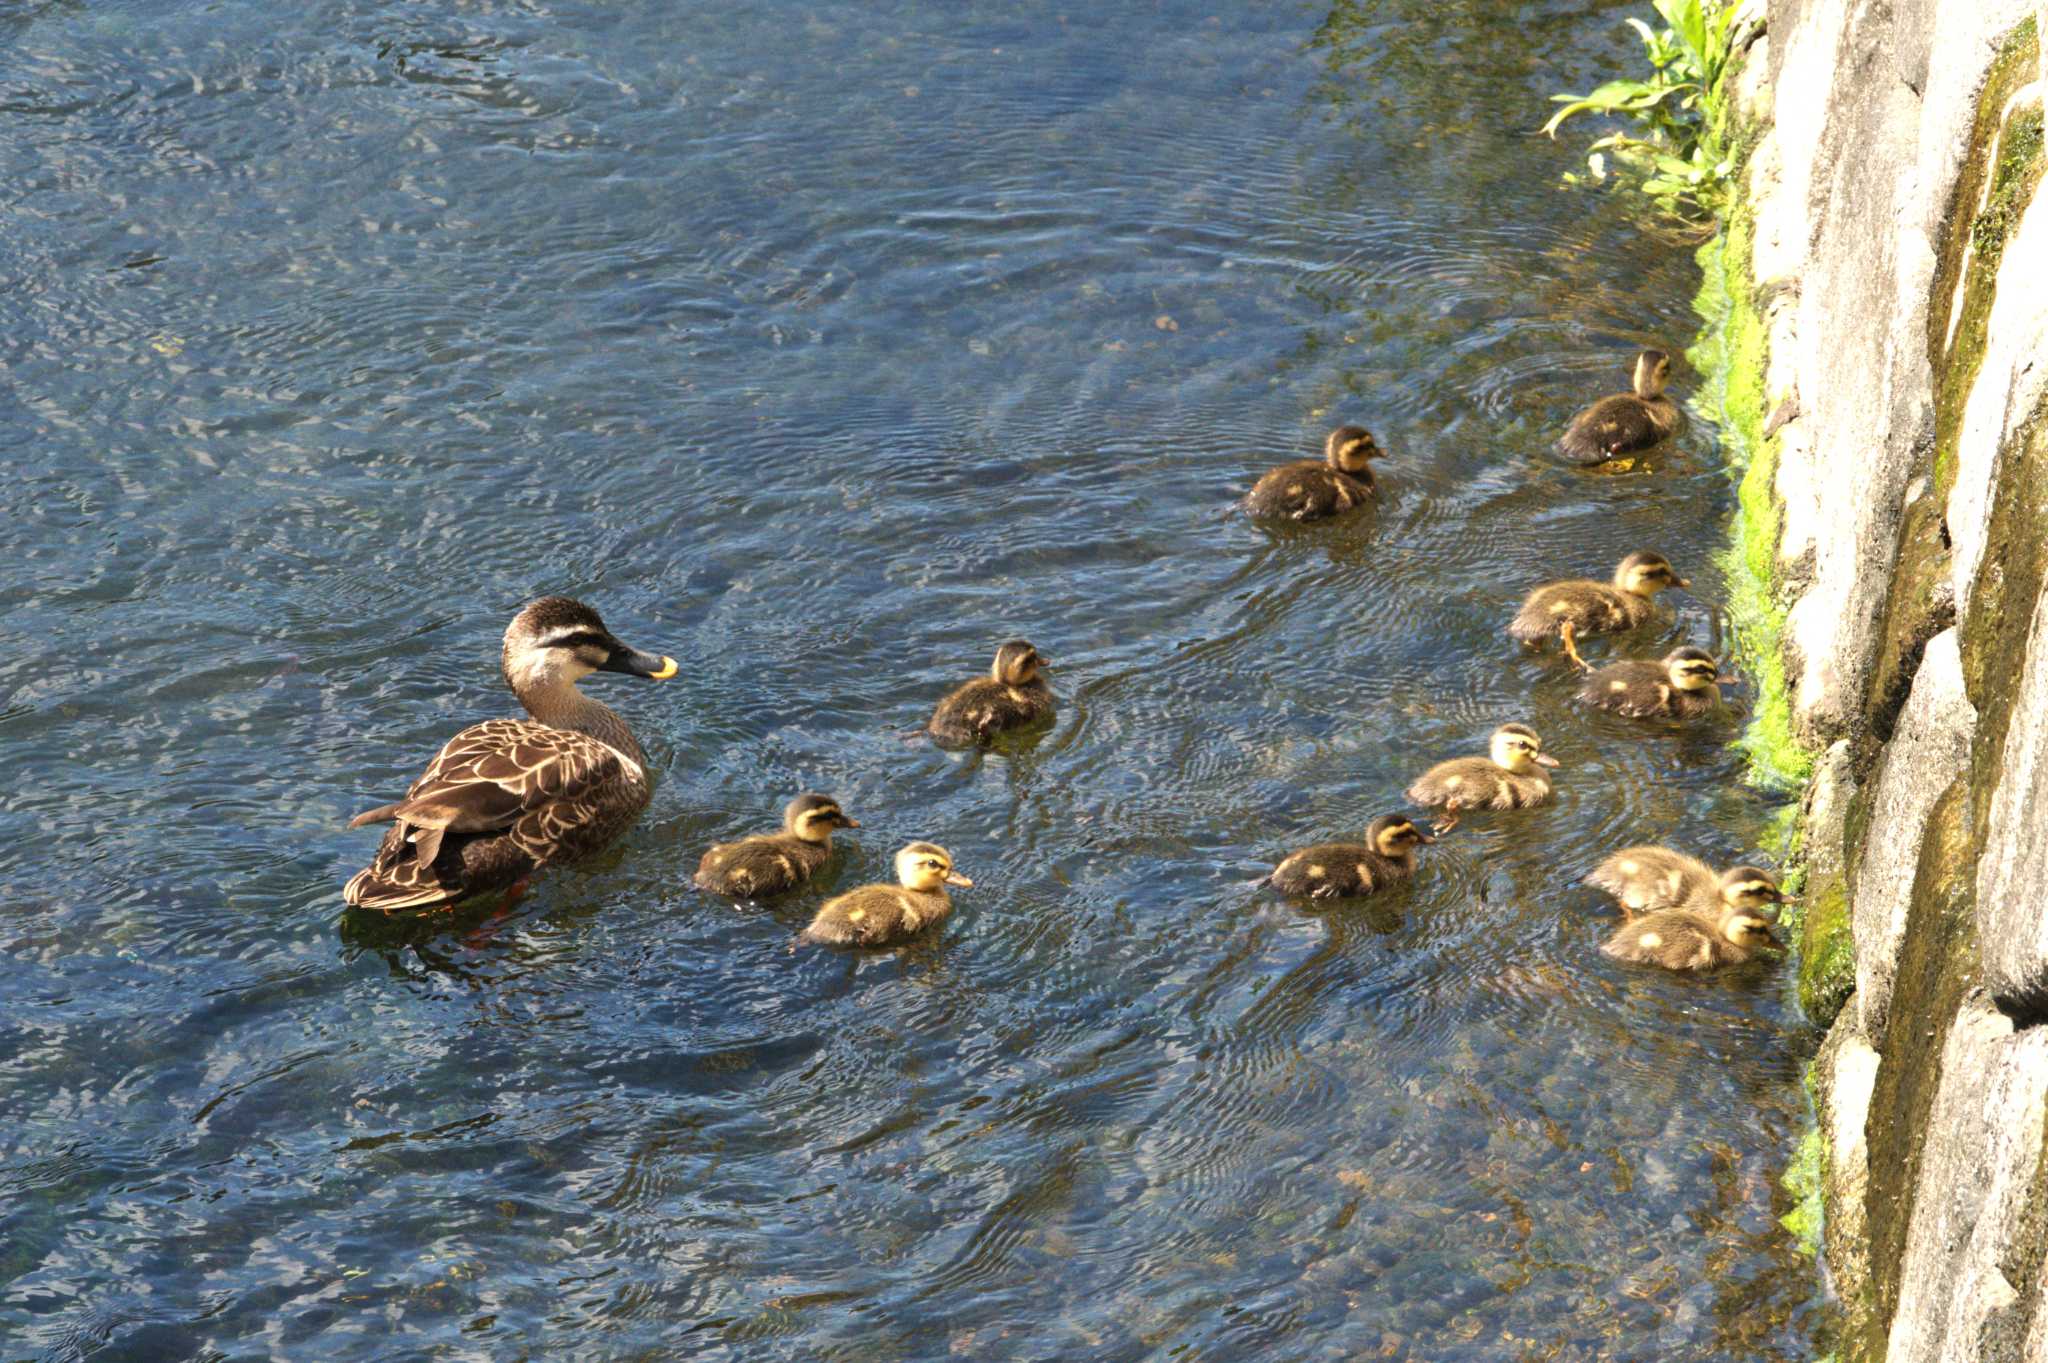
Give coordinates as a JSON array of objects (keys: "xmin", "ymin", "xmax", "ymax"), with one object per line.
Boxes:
[
  {"xmin": 802, "ymin": 842, "xmax": 970, "ymax": 946},
  {"xmin": 695, "ymin": 793, "xmax": 858, "ymax": 898},
  {"xmin": 1557, "ymin": 349, "xmax": 1680, "ymax": 465},
  {"xmin": 1265, "ymin": 814, "xmax": 1433, "ymax": 900},
  {"xmin": 1577, "ymin": 647, "xmax": 1729, "ymax": 719},
  {"xmin": 343, "ymin": 596, "xmax": 677, "ymax": 913},
  {"xmin": 1244, "ymin": 425, "xmax": 1384, "ymax": 522},
  {"xmin": 1405, "ymin": 723, "xmax": 1558, "ymax": 832},
  {"xmin": 1509, "ymin": 551, "xmax": 1688, "ymax": 671},
  {"xmin": 928, "ymin": 641, "xmax": 1054, "ymax": 745}
]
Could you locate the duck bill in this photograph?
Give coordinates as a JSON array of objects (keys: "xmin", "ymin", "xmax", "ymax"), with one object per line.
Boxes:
[
  {"xmin": 842, "ymin": 817, "xmax": 862, "ymax": 829},
  {"xmin": 944, "ymin": 871, "xmax": 974, "ymax": 888},
  {"xmin": 1676, "ymin": 577, "xmax": 1693, "ymax": 590},
  {"xmin": 1533, "ymin": 754, "xmax": 1561, "ymax": 768},
  {"xmin": 600, "ymin": 643, "xmax": 679, "ymax": 680}
]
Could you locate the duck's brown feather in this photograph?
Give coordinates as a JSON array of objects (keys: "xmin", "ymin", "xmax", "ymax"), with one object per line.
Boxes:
[
  {"xmin": 1586, "ymin": 846, "xmax": 1718, "ymax": 917},
  {"xmin": 1508, "ymin": 580, "xmax": 1654, "ymax": 644},
  {"xmin": 1267, "ymin": 841, "xmax": 1416, "ymax": 899},
  {"xmin": 1576, "ymin": 661, "xmax": 1720, "ymax": 719},
  {"xmin": 343, "ymin": 718, "xmax": 647, "ymax": 912},
  {"xmin": 1601, "ymin": 909, "xmax": 1761, "ymax": 971}
]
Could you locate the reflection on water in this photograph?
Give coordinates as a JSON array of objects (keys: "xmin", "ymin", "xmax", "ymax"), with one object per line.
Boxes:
[{"xmin": 0, "ymin": 0, "xmax": 1820, "ymax": 1358}]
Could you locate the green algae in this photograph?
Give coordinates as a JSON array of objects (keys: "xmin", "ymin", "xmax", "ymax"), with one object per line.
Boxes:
[
  {"xmin": 1779, "ymin": 1120, "xmax": 1824, "ymax": 1256},
  {"xmin": 1688, "ymin": 208, "xmax": 1813, "ymax": 793},
  {"xmin": 1794, "ymin": 872, "xmax": 1855, "ymax": 1025}
]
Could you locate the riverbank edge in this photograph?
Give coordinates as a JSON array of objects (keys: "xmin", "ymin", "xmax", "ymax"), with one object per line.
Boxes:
[{"xmin": 1707, "ymin": 4, "xmax": 2048, "ymax": 1360}]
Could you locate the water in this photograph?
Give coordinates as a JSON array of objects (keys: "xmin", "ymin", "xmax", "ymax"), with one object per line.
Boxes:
[{"xmin": 0, "ymin": 0, "xmax": 1824, "ymax": 1357}]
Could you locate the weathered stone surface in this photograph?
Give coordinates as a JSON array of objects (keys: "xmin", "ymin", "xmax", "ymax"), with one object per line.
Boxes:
[
  {"xmin": 1813, "ymin": 1008, "xmax": 1878, "ymax": 1308},
  {"xmin": 1853, "ymin": 630, "xmax": 1976, "ymax": 1041},
  {"xmin": 1885, "ymin": 995, "xmax": 2048, "ymax": 1362},
  {"xmin": 1949, "ymin": 183, "xmax": 2048, "ymax": 620},
  {"xmin": 1977, "ymin": 578, "xmax": 2048, "ymax": 1015}
]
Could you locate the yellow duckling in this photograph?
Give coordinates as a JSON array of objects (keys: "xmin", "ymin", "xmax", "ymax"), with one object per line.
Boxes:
[
  {"xmin": 1576, "ymin": 646, "xmax": 1729, "ymax": 719},
  {"xmin": 1404, "ymin": 723, "xmax": 1560, "ymax": 832},
  {"xmin": 1602, "ymin": 902, "xmax": 1781, "ymax": 972},
  {"xmin": 1265, "ymin": 814, "xmax": 1435, "ymax": 900},
  {"xmin": 1556, "ymin": 349, "xmax": 1680, "ymax": 465},
  {"xmin": 1244, "ymin": 425, "xmax": 1386, "ymax": 522},
  {"xmin": 694, "ymin": 793, "xmax": 859, "ymax": 898},
  {"xmin": 927, "ymin": 641, "xmax": 1055, "ymax": 745},
  {"xmin": 1586, "ymin": 849, "xmax": 1791, "ymax": 920},
  {"xmin": 1508, "ymin": 551, "xmax": 1689, "ymax": 671},
  {"xmin": 801, "ymin": 842, "xmax": 971, "ymax": 946}
]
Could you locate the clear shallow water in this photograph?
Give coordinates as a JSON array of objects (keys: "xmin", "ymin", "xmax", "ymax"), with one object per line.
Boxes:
[{"xmin": 1, "ymin": 0, "xmax": 1822, "ymax": 1358}]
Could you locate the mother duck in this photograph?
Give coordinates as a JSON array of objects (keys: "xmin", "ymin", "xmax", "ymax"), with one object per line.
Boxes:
[{"xmin": 343, "ymin": 596, "xmax": 676, "ymax": 911}]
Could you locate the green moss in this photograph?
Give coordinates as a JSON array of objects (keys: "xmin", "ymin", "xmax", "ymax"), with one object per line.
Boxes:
[
  {"xmin": 1794, "ymin": 874, "xmax": 1855, "ymax": 1025},
  {"xmin": 1688, "ymin": 207, "xmax": 1814, "ymax": 791},
  {"xmin": 1970, "ymin": 104, "xmax": 2043, "ymax": 273},
  {"xmin": 1780, "ymin": 1122, "xmax": 1825, "ymax": 1256}
]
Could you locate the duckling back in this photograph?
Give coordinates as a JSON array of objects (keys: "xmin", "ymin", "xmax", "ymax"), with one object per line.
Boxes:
[
  {"xmin": 803, "ymin": 884, "xmax": 952, "ymax": 946},
  {"xmin": 1601, "ymin": 907, "xmax": 1772, "ymax": 972},
  {"xmin": 1586, "ymin": 846, "xmax": 1717, "ymax": 917},
  {"xmin": 1509, "ymin": 580, "xmax": 1651, "ymax": 644},
  {"xmin": 696, "ymin": 834, "xmax": 830, "ymax": 897},
  {"xmin": 928, "ymin": 675, "xmax": 1054, "ymax": 745},
  {"xmin": 1404, "ymin": 756, "xmax": 1550, "ymax": 811},
  {"xmin": 1267, "ymin": 841, "xmax": 1413, "ymax": 899},
  {"xmin": 1245, "ymin": 461, "xmax": 1374, "ymax": 522},
  {"xmin": 1556, "ymin": 393, "xmax": 1679, "ymax": 465},
  {"xmin": 1577, "ymin": 660, "xmax": 1720, "ymax": 719}
]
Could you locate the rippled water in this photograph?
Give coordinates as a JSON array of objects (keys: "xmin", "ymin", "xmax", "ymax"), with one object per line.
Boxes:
[{"xmin": 2, "ymin": 1, "xmax": 1823, "ymax": 1358}]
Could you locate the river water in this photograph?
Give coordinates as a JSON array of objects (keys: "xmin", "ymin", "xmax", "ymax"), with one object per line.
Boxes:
[{"xmin": 1, "ymin": 1, "xmax": 1824, "ymax": 1358}]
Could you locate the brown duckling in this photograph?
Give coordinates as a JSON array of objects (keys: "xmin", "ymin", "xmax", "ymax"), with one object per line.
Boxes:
[
  {"xmin": 1404, "ymin": 723, "xmax": 1559, "ymax": 832},
  {"xmin": 1244, "ymin": 425, "xmax": 1385, "ymax": 522},
  {"xmin": 694, "ymin": 793, "xmax": 859, "ymax": 898},
  {"xmin": 1509, "ymin": 551, "xmax": 1689, "ymax": 671},
  {"xmin": 1601, "ymin": 901, "xmax": 1781, "ymax": 972},
  {"xmin": 927, "ymin": 641, "xmax": 1055, "ymax": 745},
  {"xmin": 1576, "ymin": 646, "xmax": 1729, "ymax": 719},
  {"xmin": 1587, "ymin": 849, "xmax": 1791, "ymax": 920},
  {"xmin": 801, "ymin": 842, "xmax": 971, "ymax": 946},
  {"xmin": 1556, "ymin": 349, "xmax": 1680, "ymax": 465},
  {"xmin": 1265, "ymin": 814, "xmax": 1435, "ymax": 900}
]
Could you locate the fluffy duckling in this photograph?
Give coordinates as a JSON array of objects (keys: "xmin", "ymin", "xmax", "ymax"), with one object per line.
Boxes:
[
  {"xmin": 1602, "ymin": 902, "xmax": 1781, "ymax": 972},
  {"xmin": 694, "ymin": 793, "xmax": 859, "ymax": 898},
  {"xmin": 1587, "ymin": 849, "xmax": 1791, "ymax": 920},
  {"xmin": 1577, "ymin": 646, "xmax": 1728, "ymax": 719},
  {"xmin": 1265, "ymin": 814, "xmax": 1435, "ymax": 900},
  {"xmin": 1509, "ymin": 551, "xmax": 1689, "ymax": 671},
  {"xmin": 801, "ymin": 842, "xmax": 971, "ymax": 946},
  {"xmin": 1245, "ymin": 425, "xmax": 1385, "ymax": 522},
  {"xmin": 1556, "ymin": 349, "xmax": 1680, "ymax": 465},
  {"xmin": 927, "ymin": 641, "xmax": 1055, "ymax": 745},
  {"xmin": 1404, "ymin": 723, "xmax": 1559, "ymax": 832}
]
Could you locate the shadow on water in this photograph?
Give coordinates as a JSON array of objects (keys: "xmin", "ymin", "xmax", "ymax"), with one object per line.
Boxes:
[{"xmin": 0, "ymin": 0, "xmax": 1823, "ymax": 1357}]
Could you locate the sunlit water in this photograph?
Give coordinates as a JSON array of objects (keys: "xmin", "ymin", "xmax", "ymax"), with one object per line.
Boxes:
[{"xmin": 1, "ymin": 1, "xmax": 1823, "ymax": 1358}]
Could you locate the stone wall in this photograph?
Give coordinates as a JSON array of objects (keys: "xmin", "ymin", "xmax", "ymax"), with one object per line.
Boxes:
[{"xmin": 1732, "ymin": 2, "xmax": 2048, "ymax": 1359}]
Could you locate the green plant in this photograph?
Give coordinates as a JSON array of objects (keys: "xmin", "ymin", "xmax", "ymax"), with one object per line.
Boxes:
[{"xmin": 1543, "ymin": 0, "xmax": 1747, "ymax": 221}]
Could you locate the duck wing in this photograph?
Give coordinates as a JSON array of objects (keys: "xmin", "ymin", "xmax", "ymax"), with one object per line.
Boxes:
[{"xmin": 346, "ymin": 719, "xmax": 633, "ymax": 900}]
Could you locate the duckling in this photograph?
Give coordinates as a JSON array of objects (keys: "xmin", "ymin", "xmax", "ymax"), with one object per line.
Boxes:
[
  {"xmin": 1509, "ymin": 551, "xmax": 1689, "ymax": 671},
  {"xmin": 1404, "ymin": 723, "xmax": 1559, "ymax": 832},
  {"xmin": 1601, "ymin": 902, "xmax": 1781, "ymax": 972},
  {"xmin": 343, "ymin": 596, "xmax": 676, "ymax": 912},
  {"xmin": 801, "ymin": 842, "xmax": 971, "ymax": 946},
  {"xmin": 694, "ymin": 793, "xmax": 859, "ymax": 898},
  {"xmin": 1587, "ymin": 849, "xmax": 1791, "ymax": 920},
  {"xmin": 1265, "ymin": 814, "xmax": 1435, "ymax": 900},
  {"xmin": 1245, "ymin": 425, "xmax": 1385, "ymax": 522},
  {"xmin": 927, "ymin": 641, "xmax": 1054, "ymax": 745},
  {"xmin": 1556, "ymin": 349, "xmax": 1681, "ymax": 465},
  {"xmin": 1576, "ymin": 646, "xmax": 1728, "ymax": 719}
]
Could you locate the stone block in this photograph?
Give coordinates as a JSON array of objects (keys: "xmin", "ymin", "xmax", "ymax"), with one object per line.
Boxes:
[{"xmin": 1977, "ymin": 581, "xmax": 2048, "ymax": 1015}]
